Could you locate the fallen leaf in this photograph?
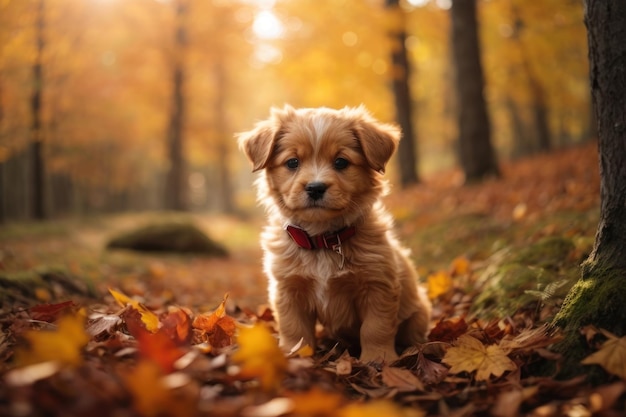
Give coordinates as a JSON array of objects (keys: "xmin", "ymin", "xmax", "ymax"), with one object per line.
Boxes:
[
  {"xmin": 414, "ymin": 350, "xmax": 448, "ymax": 385},
  {"xmin": 192, "ymin": 293, "xmax": 236, "ymax": 348},
  {"xmin": 30, "ymin": 301, "xmax": 76, "ymax": 322},
  {"xmin": 339, "ymin": 399, "xmax": 425, "ymax": 417},
  {"xmin": 232, "ymin": 323, "xmax": 287, "ymax": 392},
  {"xmin": 109, "ymin": 288, "xmax": 159, "ymax": 333},
  {"xmin": 160, "ymin": 306, "xmax": 192, "ymax": 346},
  {"xmin": 581, "ymin": 331, "xmax": 626, "ymax": 380},
  {"xmin": 15, "ymin": 311, "xmax": 89, "ymax": 368},
  {"xmin": 288, "ymin": 387, "xmax": 344, "ymax": 416},
  {"xmin": 427, "ymin": 270, "xmax": 453, "ymax": 300},
  {"xmin": 381, "ymin": 366, "xmax": 424, "ymax": 392},
  {"xmin": 428, "ymin": 316, "xmax": 468, "ymax": 343},
  {"xmin": 123, "ymin": 360, "xmax": 170, "ymax": 417},
  {"xmin": 450, "ymin": 256, "xmax": 470, "ymax": 276},
  {"xmin": 442, "ymin": 334, "xmax": 517, "ymax": 381}
]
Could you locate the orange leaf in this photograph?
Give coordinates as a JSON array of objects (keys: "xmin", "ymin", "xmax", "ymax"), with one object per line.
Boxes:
[
  {"xmin": 289, "ymin": 387, "xmax": 344, "ymax": 415},
  {"xmin": 160, "ymin": 306, "xmax": 192, "ymax": 346},
  {"xmin": 192, "ymin": 294, "xmax": 236, "ymax": 349},
  {"xmin": 443, "ymin": 334, "xmax": 517, "ymax": 381},
  {"xmin": 450, "ymin": 256, "xmax": 470, "ymax": 276},
  {"xmin": 109, "ymin": 288, "xmax": 159, "ymax": 333}
]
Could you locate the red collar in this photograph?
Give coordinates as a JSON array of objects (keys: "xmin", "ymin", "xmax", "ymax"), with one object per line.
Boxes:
[{"xmin": 285, "ymin": 224, "xmax": 356, "ymax": 251}]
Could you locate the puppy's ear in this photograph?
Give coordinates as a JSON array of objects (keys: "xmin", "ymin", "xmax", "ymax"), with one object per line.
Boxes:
[
  {"xmin": 237, "ymin": 106, "xmax": 295, "ymax": 172},
  {"xmin": 347, "ymin": 106, "xmax": 400, "ymax": 173}
]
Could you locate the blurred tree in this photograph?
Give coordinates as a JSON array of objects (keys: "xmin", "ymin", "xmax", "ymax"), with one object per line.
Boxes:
[
  {"xmin": 31, "ymin": 0, "xmax": 46, "ymax": 219},
  {"xmin": 450, "ymin": 0, "xmax": 499, "ymax": 181},
  {"xmin": 164, "ymin": 0, "xmax": 189, "ymax": 211},
  {"xmin": 510, "ymin": 3, "xmax": 551, "ymax": 152},
  {"xmin": 554, "ymin": 0, "xmax": 626, "ymax": 380},
  {"xmin": 385, "ymin": 0, "xmax": 418, "ymax": 187}
]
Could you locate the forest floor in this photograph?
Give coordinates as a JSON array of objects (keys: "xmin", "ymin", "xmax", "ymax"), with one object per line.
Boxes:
[{"xmin": 2, "ymin": 142, "xmax": 625, "ymax": 417}]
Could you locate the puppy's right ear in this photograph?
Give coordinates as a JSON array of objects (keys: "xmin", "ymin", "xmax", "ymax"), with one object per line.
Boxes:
[
  {"xmin": 237, "ymin": 122, "xmax": 277, "ymax": 172},
  {"xmin": 237, "ymin": 106, "xmax": 295, "ymax": 172}
]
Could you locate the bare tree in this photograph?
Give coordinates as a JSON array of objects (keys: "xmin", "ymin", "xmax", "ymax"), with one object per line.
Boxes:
[
  {"xmin": 450, "ymin": 0, "xmax": 499, "ymax": 181},
  {"xmin": 385, "ymin": 0, "xmax": 419, "ymax": 187},
  {"xmin": 30, "ymin": 0, "xmax": 46, "ymax": 219},
  {"xmin": 164, "ymin": 0, "xmax": 189, "ymax": 211}
]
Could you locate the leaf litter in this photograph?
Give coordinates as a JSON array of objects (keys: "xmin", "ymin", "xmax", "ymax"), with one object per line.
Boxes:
[{"xmin": 1, "ymin": 143, "xmax": 624, "ymax": 416}]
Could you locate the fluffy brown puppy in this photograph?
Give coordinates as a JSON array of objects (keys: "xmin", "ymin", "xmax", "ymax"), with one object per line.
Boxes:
[{"xmin": 238, "ymin": 105, "xmax": 431, "ymax": 362}]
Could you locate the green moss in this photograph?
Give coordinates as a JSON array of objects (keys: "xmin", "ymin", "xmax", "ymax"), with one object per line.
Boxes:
[
  {"xmin": 552, "ymin": 263, "xmax": 626, "ymax": 382},
  {"xmin": 471, "ymin": 237, "xmax": 578, "ymax": 318}
]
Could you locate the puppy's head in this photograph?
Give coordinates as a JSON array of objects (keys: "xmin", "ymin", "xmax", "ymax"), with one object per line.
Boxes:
[{"xmin": 238, "ymin": 105, "xmax": 400, "ymax": 229}]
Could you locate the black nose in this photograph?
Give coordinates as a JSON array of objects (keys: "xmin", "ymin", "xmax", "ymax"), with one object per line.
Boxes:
[{"xmin": 305, "ymin": 182, "xmax": 327, "ymax": 200}]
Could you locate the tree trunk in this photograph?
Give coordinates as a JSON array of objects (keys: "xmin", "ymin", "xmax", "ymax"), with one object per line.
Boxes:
[
  {"xmin": 553, "ymin": 0, "xmax": 626, "ymax": 381},
  {"xmin": 31, "ymin": 0, "xmax": 46, "ymax": 219},
  {"xmin": 450, "ymin": 0, "xmax": 499, "ymax": 182},
  {"xmin": 164, "ymin": 0, "xmax": 188, "ymax": 211},
  {"xmin": 213, "ymin": 61, "xmax": 235, "ymax": 213},
  {"xmin": 385, "ymin": 0, "xmax": 419, "ymax": 187}
]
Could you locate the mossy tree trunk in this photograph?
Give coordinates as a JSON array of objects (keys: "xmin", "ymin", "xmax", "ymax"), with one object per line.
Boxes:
[{"xmin": 553, "ymin": 0, "xmax": 626, "ymax": 379}]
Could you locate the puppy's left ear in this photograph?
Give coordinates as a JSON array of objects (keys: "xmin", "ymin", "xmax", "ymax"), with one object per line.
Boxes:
[{"xmin": 348, "ymin": 107, "xmax": 400, "ymax": 173}]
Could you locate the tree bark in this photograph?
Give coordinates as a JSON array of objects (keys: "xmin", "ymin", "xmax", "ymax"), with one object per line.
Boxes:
[
  {"xmin": 164, "ymin": 0, "xmax": 189, "ymax": 211},
  {"xmin": 450, "ymin": 0, "xmax": 499, "ymax": 182},
  {"xmin": 553, "ymin": 0, "xmax": 626, "ymax": 380},
  {"xmin": 385, "ymin": 0, "xmax": 419, "ymax": 187},
  {"xmin": 31, "ymin": 0, "xmax": 46, "ymax": 219}
]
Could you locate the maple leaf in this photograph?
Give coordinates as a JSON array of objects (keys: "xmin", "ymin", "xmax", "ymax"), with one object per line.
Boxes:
[
  {"xmin": 581, "ymin": 329, "xmax": 626, "ymax": 380},
  {"xmin": 15, "ymin": 311, "xmax": 89, "ymax": 368},
  {"xmin": 427, "ymin": 270, "xmax": 453, "ymax": 300},
  {"xmin": 109, "ymin": 288, "xmax": 160, "ymax": 332},
  {"xmin": 192, "ymin": 293, "xmax": 236, "ymax": 348},
  {"xmin": 442, "ymin": 334, "xmax": 517, "ymax": 381},
  {"xmin": 232, "ymin": 322, "xmax": 287, "ymax": 392}
]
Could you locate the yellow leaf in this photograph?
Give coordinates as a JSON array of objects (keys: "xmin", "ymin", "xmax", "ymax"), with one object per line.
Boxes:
[
  {"xmin": 581, "ymin": 332, "xmax": 626, "ymax": 380},
  {"xmin": 288, "ymin": 387, "xmax": 343, "ymax": 416},
  {"xmin": 232, "ymin": 323, "xmax": 287, "ymax": 392},
  {"xmin": 109, "ymin": 288, "xmax": 160, "ymax": 333},
  {"xmin": 442, "ymin": 334, "xmax": 517, "ymax": 381},
  {"xmin": 427, "ymin": 270, "xmax": 452, "ymax": 300},
  {"xmin": 15, "ymin": 311, "xmax": 89, "ymax": 368},
  {"xmin": 340, "ymin": 400, "xmax": 424, "ymax": 417}
]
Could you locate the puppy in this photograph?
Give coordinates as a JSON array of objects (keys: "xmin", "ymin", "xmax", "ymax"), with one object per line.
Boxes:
[{"xmin": 238, "ymin": 105, "xmax": 431, "ymax": 362}]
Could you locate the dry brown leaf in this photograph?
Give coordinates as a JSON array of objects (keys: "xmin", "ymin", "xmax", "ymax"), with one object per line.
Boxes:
[
  {"xmin": 381, "ymin": 366, "xmax": 424, "ymax": 392},
  {"xmin": 581, "ymin": 331, "xmax": 626, "ymax": 380}
]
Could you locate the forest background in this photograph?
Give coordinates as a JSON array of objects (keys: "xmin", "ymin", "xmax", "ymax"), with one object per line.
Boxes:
[{"xmin": 0, "ymin": 0, "xmax": 591, "ymax": 221}]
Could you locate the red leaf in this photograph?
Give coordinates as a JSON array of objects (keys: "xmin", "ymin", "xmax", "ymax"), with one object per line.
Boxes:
[
  {"xmin": 428, "ymin": 317, "xmax": 468, "ymax": 343},
  {"xmin": 30, "ymin": 301, "xmax": 76, "ymax": 322},
  {"xmin": 159, "ymin": 306, "xmax": 192, "ymax": 346}
]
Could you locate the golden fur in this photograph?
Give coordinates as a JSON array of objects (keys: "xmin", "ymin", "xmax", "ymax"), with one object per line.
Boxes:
[{"xmin": 238, "ymin": 105, "xmax": 431, "ymax": 362}]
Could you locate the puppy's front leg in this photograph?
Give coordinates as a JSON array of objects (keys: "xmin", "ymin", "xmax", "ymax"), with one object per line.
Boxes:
[
  {"xmin": 358, "ymin": 285, "xmax": 400, "ymax": 363},
  {"xmin": 274, "ymin": 276, "xmax": 317, "ymax": 351}
]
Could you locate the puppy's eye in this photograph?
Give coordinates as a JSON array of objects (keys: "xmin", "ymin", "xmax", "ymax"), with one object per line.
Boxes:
[
  {"xmin": 334, "ymin": 158, "xmax": 349, "ymax": 170},
  {"xmin": 285, "ymin": 158, "xmax": 299, "ymax": 170}
]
